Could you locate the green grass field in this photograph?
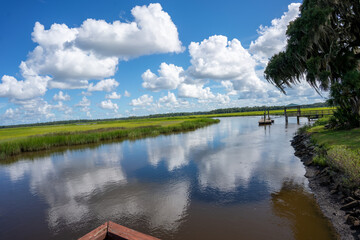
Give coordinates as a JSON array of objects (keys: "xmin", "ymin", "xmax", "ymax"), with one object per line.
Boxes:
[
  {"xmin": 309, "ymin": 125, "xmax": 360, "ymax": 149},
  {"xmin": 0, "ymin": 117, "xmax": 219, "ymax": 160},
  {"xmin": 0, "ymin": 118, "xmax": 188, "ymax": 142}
]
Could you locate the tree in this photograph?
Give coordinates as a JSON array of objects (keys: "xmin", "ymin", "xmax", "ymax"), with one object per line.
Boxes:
[{"xmin": 264, "ymin": 0, "xmax": 360, "ymax": 128}]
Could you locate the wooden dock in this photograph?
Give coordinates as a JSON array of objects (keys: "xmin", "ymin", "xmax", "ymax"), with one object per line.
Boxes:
[
  {"xmin": 259, "ymin": 110, "xmax": 274, "ymax": 125},
  {"xmin": 283, "ymin": 106, "xmax": 334, "ymax": 123}
]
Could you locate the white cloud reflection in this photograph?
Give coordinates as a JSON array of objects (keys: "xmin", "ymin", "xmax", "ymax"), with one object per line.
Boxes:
[
  {"xmin": 2, "ymin": 117, "xmax": 308, "ymax": 234},
  {"xmin": 145, "ymin": 127, "xmax": 214, "ymax": 171},
  {"xmin": 3, "ymin": 143, "xmax": 190, "ymax": 232},
  {"xmin": 146, "ymin": 117, "xmax": 307, "ymax": 192}
]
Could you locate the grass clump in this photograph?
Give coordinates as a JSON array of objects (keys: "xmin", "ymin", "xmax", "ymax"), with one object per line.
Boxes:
[
  {"xmin": 312, "ymin": 154, "xmax": 328, "ymax": 167},
  {"xmin": 304, "ymin": 117, "xmax": 360, "ymax": 186},
  {"xmin": 327, "ymin": 145, "xmax": 360, "ymax": 186},
  {"xmin": 312, "ymin": 116, "xmax": 331, "ymax": 127}
]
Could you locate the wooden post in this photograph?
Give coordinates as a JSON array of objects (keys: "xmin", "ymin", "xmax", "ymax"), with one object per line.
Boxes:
[
  {"xmin": 296, "ymin": 106, "xmax": 300, "ymax": 124},
  {"xmin": 284, "ymin": 107, "xmax": 288, "ymax": 123},
  {"xmin": 264, "ymin": 111, "xmax": 266, "ymax": 121},
  {"xmin": 267, "ymin": 110, "xmax": 270, "ymax": 120}
]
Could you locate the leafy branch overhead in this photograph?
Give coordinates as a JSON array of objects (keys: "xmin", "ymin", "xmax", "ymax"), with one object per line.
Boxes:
[{"xmin": 265, "ymin": 0, "xmax": 360, "ymax": 127}]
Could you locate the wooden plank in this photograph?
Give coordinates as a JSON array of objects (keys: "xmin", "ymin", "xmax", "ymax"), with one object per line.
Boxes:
[
  {"xmin": 78, "ymin": 222, "xmax": 108, "ymax": 240},
  {"xmin": 107, "ymin": 221, "xmax": 160, "ymax": 240}
]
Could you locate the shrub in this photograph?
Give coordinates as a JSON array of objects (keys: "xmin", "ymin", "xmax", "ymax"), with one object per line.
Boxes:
[
  {"xmin": 327, "ymin": 145, "xmax": 360, "ymax": 186},
  {"xmin": 313, "ymin": 155, "xmax": 327, "ymax": 167},
  {"xmin": 313, "ymin": 117, "xmax": 330, "ymax": 127}
]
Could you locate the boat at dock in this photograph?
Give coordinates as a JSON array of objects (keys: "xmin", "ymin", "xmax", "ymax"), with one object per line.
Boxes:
[
  {"xmin": 78, "ymin": 221, "xmax": 160, "ymax": 240},
  {"xmin": 258, "ymin": 118, "xmax": 274, "ymax": 125},
  {"xmin": 258, "ymin": 110, "xmax": 274, "ymax": 125}
]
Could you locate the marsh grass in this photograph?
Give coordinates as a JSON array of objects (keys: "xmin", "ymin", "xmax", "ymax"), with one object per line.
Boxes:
[
  {"xmin": 312, "ymin": 154, "xmax": 328, "ymax": 167},
  {"xmin": 0, "ymin": 118, "xmax": 219, "ymax": 160},
  {"xmin": 307, "ymin": 117, "xmax": 360, "ymax": 186},
  {"xmin": 327, "ymin": 146, "xmax": 360, "ymax": 186}
]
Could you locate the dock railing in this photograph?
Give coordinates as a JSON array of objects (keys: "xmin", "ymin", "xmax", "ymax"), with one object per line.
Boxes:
[{"xmin": 277, "ymin": 107, "xmax": 335, "ymax": 123}]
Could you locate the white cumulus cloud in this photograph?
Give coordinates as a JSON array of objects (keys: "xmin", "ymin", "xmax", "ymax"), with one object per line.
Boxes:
[
  {"xmin": 159, "ymin": 92, "xmax": 177, "ymax": 104},
  {"xmin": 178, "ymin": 84, "xmax": 215, "ymax": 99},
  {"xmin": 142, "ymin": 63, "xmax": 185, "ymax": 91},
  {"xmin": 188, "ymin": 35, "xmax": 258, "ymax": 82},
  {"xmin": 0, "ymin": 74, "xmax": 49, "ymax": 101},
  {"xmin": 88, "ymin": 78, "xmax": 119, "ymax": 92},
  {"xmin": 75, "ymin": 96, "xmax": 91, "ymax": 107},
  {"xmin": 28, "ymin": 22, "xmax": 118, "ymax": 89},
  {"xmin": 76, "ymin": 3, "xmax": 183, "ymax": 58},
  {"xmin": 1, "ymin": 98, "xmax": 55, "ymax": 125},
  {"xmin": 124, "ymin": 90, "xmax": 131, "ymax": 97},
  {"xmin": 129, "ymin": 94, "xmax": 153, "ymax": 107},
  {"xmin": 75, "ymin": 96, "xmax": 91, "ymax": 115},
  {"xmin": 143, "ymin": 35, "xmax": 268, "ymax": 101},
  {"xmin": 249, "ymin": 3, "xmax": 301, "ymax": 66},
  {"xmin": 100, "ymin": 100, "xmax": 119, "ymax": 111},
  {"xmin": 53, "ymin": 91, "xmax": 70, "ymax": 101},
  {"xmin": 106, "ymin": 92, "xmax": 121, "ymax": 99},
  {"xmin": 0, "ymin": 3, "xmax": 183, "ymax": 102}
]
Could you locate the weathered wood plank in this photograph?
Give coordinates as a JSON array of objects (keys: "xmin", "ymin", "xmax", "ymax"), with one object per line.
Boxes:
[
  {"xmin": 78, "ymin": 222, "xmax": 108, "ymax": 240},
  {"xmin": 107, "ymin": 221, "xmax": 160, "ymax": 240}
]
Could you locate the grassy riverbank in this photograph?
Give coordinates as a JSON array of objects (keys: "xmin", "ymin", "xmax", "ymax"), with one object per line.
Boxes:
[
  {"xmin": 305, "ymin": 118, "xmax": 360, "ymax": 186},
  {"xmin": 0, "ymin": 117, "xmax": 219, "ymax": 160}
]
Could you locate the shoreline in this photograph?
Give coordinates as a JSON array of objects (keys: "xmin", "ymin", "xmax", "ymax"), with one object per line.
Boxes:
[
  {"xmin": 0, "ymin": 118, "xmax": 219, "ymax": 161},
  {"xmin": 292, "ymin": 133, "xmax": 360, "ymax": 240}
]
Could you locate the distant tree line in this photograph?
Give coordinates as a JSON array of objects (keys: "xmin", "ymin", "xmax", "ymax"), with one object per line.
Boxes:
[{"xmin": 0, "ymin": 102, "xmax": 329, "ymax": 129}]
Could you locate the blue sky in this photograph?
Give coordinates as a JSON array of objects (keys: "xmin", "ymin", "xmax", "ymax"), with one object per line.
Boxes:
[{"xmin": 0, "ymin": 0, "xmax": 326, "ymax": 125}]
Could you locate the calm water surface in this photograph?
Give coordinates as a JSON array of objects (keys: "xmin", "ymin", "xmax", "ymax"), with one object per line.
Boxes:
[{"xmin": 0, "ymin": 117, "xmax": 337, "ymax": 239}]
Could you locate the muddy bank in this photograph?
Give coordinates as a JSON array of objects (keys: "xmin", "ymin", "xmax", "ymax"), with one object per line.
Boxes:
[{"xmin": 291, "ymin": 133, "xmax": 360, "ymax": 240}]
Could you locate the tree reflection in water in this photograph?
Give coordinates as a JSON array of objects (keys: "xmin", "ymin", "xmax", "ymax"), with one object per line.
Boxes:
[{"xmin": 271, "ymin": 180, "xmax": 338, "ymax": 240}]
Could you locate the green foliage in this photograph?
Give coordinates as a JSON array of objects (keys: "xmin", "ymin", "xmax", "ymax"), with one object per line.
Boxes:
[
  {"xmin": 328, "ymin": 70, "xmax": 360, "ymax": 128},
  {"xmin": 313, "ymin": 155, "xmax": 328, "ymax": 167},
  {"xmin": 327, "ymin": 145, "xmax": 360, "ymax": 186},
  {"xmin": 313, "ymin": 117, "xmax": 330, "ymax": 126},
  {"xmin": 265, "ymin": 0, "xmax": 360, "ymax": 128}
]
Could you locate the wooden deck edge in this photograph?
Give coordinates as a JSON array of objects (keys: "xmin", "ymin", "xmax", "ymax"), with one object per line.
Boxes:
[
  {"xmin": 77, "ymin": 221, "xmax": 160, "ymax": 240},
  {"xmin": 78, "ymin": 222, "xmax": 108, "ymax": 240},
  {"xmin": 107, "ymin": 221, "xmax": 160, "ymax": 240}
]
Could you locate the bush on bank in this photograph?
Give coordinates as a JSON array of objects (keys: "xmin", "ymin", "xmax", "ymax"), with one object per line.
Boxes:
[
  {"xmin": 302, "ymin": 117, "xmax": 360, "ymax": 187},
  {"xmin": 327, "ymin": 146, "xmax": 360, "ymax": 186}
]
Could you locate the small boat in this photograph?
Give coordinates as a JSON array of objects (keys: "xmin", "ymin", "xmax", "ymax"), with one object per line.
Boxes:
[{"xmin": 78, "ymin": 221, "xmax": 160, "ymax": 240}]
